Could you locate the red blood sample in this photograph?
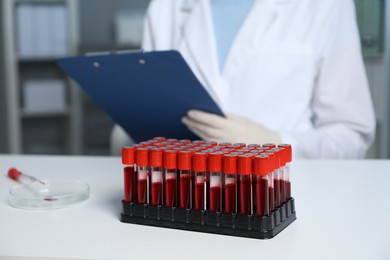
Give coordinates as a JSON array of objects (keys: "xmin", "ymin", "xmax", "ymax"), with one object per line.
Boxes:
[
  {"xmin": 209, "ymin": 186, "xmax": 222, "ymax": 212},
  {"xmin": 137, "ymin": 178, "xmax": 147, "ymax": 204},
  {"xmin": 286, "ymin": 180, "xmax": 292, "ymax": 199},
  {"xmin": 165, "ymin": 177, "xmax": 177, "ymax": 207},
  {"xmin": 224, "ymin": 182, "xmax": 237, "ymax": 214},
  {"xmin": 239, "ymin": 176, "xmax": 251, "ymax": 215},
  {"xmin": 194, "ymin": 176, "xmax": 205, "ymax": 210},
  {"xmin": 151, "ymin": 181, "xmax": 163, "ymax": 206},
  {"xmin": 179, "ymin": 174, "xmax": 192, "ymax": 208},
  {"xmin": 274, "ymin": 178, "xmax": 281, "ymax": 208},
  {"xmin": 256, "ymin": 178, "xmax": 269, "ymax": 216},
  {"xmin": 269, "ymin": 187, "xmax": 275, "ymax": 211},
  {"xmin": 124, "ymin": 166, "xmax": 136, "ymax": 202},
  {"xmin": 280, "ymin": 179, "xmax": 287, "ymax": 203}
]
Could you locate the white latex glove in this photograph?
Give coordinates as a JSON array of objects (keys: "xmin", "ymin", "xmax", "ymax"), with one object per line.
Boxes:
[{"xmin": 182, "ymin": 110, "xmax": 282, "ymax": 144}]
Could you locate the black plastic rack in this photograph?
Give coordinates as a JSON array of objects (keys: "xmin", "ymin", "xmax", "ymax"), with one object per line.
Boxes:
[{"xmin": 121, "ymin": 198, "xmax": 296, "ymax": 239}]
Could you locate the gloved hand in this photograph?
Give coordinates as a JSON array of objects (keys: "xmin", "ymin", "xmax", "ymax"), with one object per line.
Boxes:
[{"xmin": 181, "ymin": 110, "xmax": 282, "ymax": 144}]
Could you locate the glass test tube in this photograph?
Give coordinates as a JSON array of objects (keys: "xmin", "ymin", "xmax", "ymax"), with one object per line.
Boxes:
[
  {"xmin": 279, "ymin": 144, "xmax": 292, "ymax": 200},
  {"xmin": 150, "ymin": 148, "xmax": 164, "ymax": 206},
  {"xmin": 264, "ymin": 152, "xmax": 277, "ymax": 210},
  {"xmin": 122, "ymin": 146, "xmax": 136, "ymax": 203},
  {"xmin": 136, "ymin": 148, "xmax": 150, "ymax": 204},
  {"xmin": 163, "ymin": 150, "xmax": 178, "ymax": 207},
  {"xmin": 178, "ymin": 151, "xmax": 193, "ymax": 209},
  {"xmin": 223, "ymin": 154, "xmax": 238, "ymax": 214},
  {"xmin": 254, "ymin": 155, "xmax": 270, "ymax": 216},
  {"xmin": 208, "ymin": 152, "xmax": 223, "ymax": 212},
  {"xmin": 238, "ymin": 154, "xmax": 254, "ymax": 215},
  {"xmin": 193, "ymin": 152, "xmax": 207, "ymax": 211}
]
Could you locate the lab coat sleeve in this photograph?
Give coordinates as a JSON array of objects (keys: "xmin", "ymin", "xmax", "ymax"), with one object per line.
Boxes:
[{"xmin": 280, "ymin": 0, "xmax": 376, "ymax": 159}]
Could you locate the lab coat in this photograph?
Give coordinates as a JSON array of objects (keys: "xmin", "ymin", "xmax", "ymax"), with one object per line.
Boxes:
[{"xmin": 141, "ymin": 0, "xmax": 376, "ymax": 159}]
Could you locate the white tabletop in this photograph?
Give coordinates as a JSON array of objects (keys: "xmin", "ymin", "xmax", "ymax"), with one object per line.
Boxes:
[{"xmin": 0, "ymin": 155, "xmax": 389, "ymax": 260}]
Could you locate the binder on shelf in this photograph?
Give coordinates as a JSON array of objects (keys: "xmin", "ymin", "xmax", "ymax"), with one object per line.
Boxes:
[
  {"xmin": 57, "ymin": 50, "xmax": 225, "ymax": 142},
  {"xmin": 16, "ymin": 3, "xmax": 68, "ymax": 58}
]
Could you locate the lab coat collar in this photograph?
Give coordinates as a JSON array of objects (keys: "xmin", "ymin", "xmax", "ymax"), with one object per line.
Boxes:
[
  {"xmin": 179, "ymin": 0, "xmax": 289, "ymax": 102},
  {"xmin": 180, "ymin": 0, "xmax": 219, "ymax": 99}
]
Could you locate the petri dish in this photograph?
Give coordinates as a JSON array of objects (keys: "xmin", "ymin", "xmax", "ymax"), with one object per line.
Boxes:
[{"xmin": 8, "ymin": 180, "xmax": 89, "ymax": 210}]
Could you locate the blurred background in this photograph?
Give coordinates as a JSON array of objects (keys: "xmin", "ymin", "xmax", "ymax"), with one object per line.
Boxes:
[{"xmin": 0, "ymin": 0, "xmax": 388, "ymax": 158}]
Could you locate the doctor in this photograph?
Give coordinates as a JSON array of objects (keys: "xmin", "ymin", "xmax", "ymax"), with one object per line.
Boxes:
[{"xmin": 112, "ymin": 0, "xmax": 375, "ymax": 159}]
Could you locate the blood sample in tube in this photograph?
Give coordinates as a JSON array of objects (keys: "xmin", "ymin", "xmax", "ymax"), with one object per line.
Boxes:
[
  {"xmin": 223, "ymin": 154, "xmax": 238, "ymax": 214},
  {"xmin": 136, "ymin": 148, "xmax": 150, "ymax": 204},
  {"xmin": 254, "ymin": 155, "xmax": 270, "ymax": 216},
  {"xmin": 150, "ymin": 148, "xmax": 164, "ymax": 206},
  {"xmin": 178, "ymin": 151, "xmax": 193, "ymax": 209},
  {"xmin": 122, "ymin": 146, "xmax": 136, "ymax": 203},
  {"xmin": 208, "ymin": 152, "xmax": 223, "ymax": 212},
  {"xmin": 238, "ymin": 154, "xmax": 254, "ymax": 215},
  {"xmin": 163, "ymin": 150, "xmax": 178, "ymax": 207},
  {"xmin": 193, "ymin": 152, "xmax": 207, "ymax": 211},
  {"xmin": 279, "ymin": 144, "xmax": 292, "ymax": 200}
]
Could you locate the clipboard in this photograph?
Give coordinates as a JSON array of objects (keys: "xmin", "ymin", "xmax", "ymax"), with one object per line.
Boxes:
[{"xmin": 56, "ymin": 50, "xmax": 224, "ymax": 142}]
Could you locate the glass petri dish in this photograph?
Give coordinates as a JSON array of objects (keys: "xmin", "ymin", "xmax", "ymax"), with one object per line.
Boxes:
[{"xmin": 8, "ymin": 180, "xmax": 89, "ymax": 210}]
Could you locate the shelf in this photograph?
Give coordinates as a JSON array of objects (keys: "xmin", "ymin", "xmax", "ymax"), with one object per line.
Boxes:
[
  {"xmin": 21, "ymin": 108, "xmax": 70, "ymax": 118},
  {"xmin": 18, "ymin": 56, "xmax": 66, "ymax": 63}
]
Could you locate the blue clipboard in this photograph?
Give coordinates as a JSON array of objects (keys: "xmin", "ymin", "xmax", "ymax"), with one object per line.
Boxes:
[{"xmin": 56, "ymin": 50, "xmax": 224, "ymax": 142}]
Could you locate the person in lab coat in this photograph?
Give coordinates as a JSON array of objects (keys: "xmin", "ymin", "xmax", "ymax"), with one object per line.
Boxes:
[{"xmin": 111, "ymin": 0, "xmax": 375, "ymax": 159}]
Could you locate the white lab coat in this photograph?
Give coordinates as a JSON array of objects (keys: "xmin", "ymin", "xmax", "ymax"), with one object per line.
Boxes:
[{"xmin": 140, "ymin": 0, "xmax": 375, "ymax": 159}]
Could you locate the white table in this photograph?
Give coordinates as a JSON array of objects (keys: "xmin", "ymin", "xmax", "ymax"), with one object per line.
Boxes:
[{"xmin": 0, "ymin": 155, "xmax": 389, "ymax": 260}]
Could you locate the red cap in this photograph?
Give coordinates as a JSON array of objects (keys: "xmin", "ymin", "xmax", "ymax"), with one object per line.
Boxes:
[
  {"xmin": 163, "ymin": 150, "xmax": 177, "ymax": 169},
  {"xmin": 149, "ymin": 148, "xmax": 164, "ymax": 167},
  {"xmin": 219, "ymin": 142, "xmax": 232, "ymax": 147},
  {"xmin": 178, "ymin": 151, "xmax": 193, "ymax": 170},
  {"xmin": 263, "ymin": 143, "xmax": 276, "ymax": 149},
  {"xmin": 247, "ymin": 144, "xmax": 261, "ymax": 149},
  {"xmin": 269, "ymin": 148, "xmax": 282, "ymax": 168},
  {"xmin": 254, "ymin": 155, "xmax": 269, "ymax": 176},
  {"xmin": 122, "ymin": 146, "xmax": 136, "ymax": 165},
  {"xmin": 207, "ymin": 152, "xmax": 223, "ymax": 172},
  {"xmin": 192, "ymin": 140, "xmax": 205, "ymax": 145},
  {"xmin": 136, "ymin": 148, "xmax": 149, "ymax": 166},
  {"xmin": 8, "ymin": 167, "xmax": 22, "ymax": 181},
  {"xmin": 263, "ymin": 152, "xmax": 275, "ymax": 172},
  {"xmin": 223, "ymin": 154, "xmax": 237, "ymax": 174},
  {"xmin": 193, "ymin": 152, "xmax": 207, "ymax": 172},
  {"xmin": 238, "ymin": 154, "xmax": 253, "ymax": 175},
  {"xmin": 166, "ymin": 138, "xmax": 178, "ymax": 143},
  {"xmin": 178, "ymin": 139, "xmax": 191, "ymax": 144},
  {"xmin": 232, "ymin": 143, "xmax": 246, "ymax": 148},
  {"xmin": 153, "ymin": 137, "xmax": 166, "ymax": 142},
  {"xmin": 204, "ymin": 141, "xmax": 218, "ymax": 147},
  {"xmin": 278, "ymin": 144, "xmax": 292, "ymax": 162}
]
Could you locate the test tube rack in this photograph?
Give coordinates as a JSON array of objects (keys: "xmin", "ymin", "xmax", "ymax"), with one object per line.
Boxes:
[{"xmin": 120, "ymin": 198, "xmax": 296, "ymax": 239}]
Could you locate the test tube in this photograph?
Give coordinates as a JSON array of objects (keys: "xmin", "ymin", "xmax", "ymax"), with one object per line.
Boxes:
[
  {"xmin": 223, "ymin": 154, "xmax": 238, "ymax": 214},
  {"xmin": 178, "ymin": 151, "xmax": 193, "ymax": 209},
  {"xmin": 264, "ymin": 152, "xmax": 278, "ymax": 209},
  {"xmin": 163, "ymin": 150, "xmax": 178, "ymax": 207},
  {"xmin": 238, "ymin": 154, "xmax": 254, "ymax": 215},
  {"xmin": 272, "ymin": 148, "xmax": 285, "ymax": 205},
  {"xmin": 150, "ymin": 148, "xmax": 164, "ymax": 206},
  {"xmin": 136, "ymin": 148, "xmax": 150, "ymax": 204},
  {"xmin": 193, "ymin": 152, "xmax": 207, "ymax": 211},
  {"xmin": 278, "ymin": 144, "xmax": 292, "ymax": 200},
  {"xmin": 122, "ymin": 146, "xmax": 136, "ymax": 203},
  {"xmin": 208, "ymin": 152, "xmax": 223, "ymax": 212},
  {"xmin": 254, "ymin": 155, "xmax": 270, "ymax": 216}
]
